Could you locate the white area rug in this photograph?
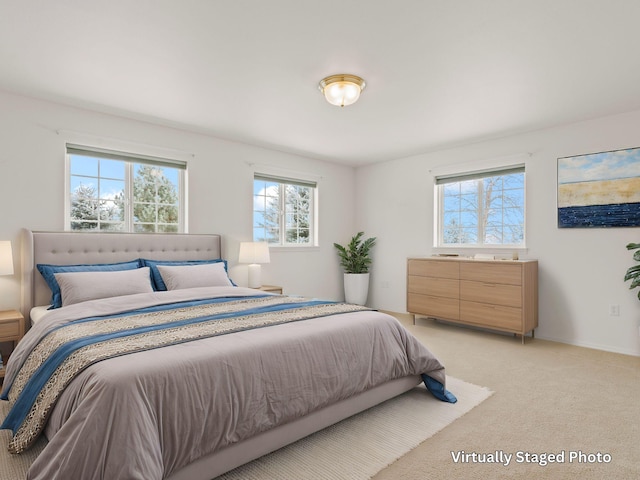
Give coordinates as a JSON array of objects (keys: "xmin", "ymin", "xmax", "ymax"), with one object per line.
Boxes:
[{"xmin": 216, "ymin": 376, "xmax": 493, "ymax": 480}]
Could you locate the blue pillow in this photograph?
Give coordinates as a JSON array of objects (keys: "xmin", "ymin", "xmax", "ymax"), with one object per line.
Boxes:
[
  {"xmin": 37, "ymin": 260, "xmax": 142, "ymax": 309},
  {"xmin": 140, "ymin": 259, "xmax": 235, "ymax": 291}
]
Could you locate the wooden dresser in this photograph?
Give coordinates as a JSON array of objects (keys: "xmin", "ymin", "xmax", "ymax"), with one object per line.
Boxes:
[{"xmin": 407, "ymin": 257, "xmax": 538, "ymax": 343}]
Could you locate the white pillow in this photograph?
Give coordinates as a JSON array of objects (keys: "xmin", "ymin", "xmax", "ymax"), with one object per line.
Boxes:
[
  {"xmin": 54, "ymin": 267, "xmax": 153, "ymax": 307},
  {"xmin": 156, "ymin": 262, "xmax": 233, "ymax": 290}
]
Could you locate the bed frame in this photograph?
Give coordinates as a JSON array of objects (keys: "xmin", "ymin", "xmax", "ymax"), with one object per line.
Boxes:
[{"xmin": 20, "ymin": 229, "xmax": 420, "ymax": 480}]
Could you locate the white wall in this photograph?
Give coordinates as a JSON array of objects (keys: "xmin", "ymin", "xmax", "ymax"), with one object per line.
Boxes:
[
  {"xmin": 0, "ymin": 91, "xmax": 356, "ymax": 310},
  {"xmin": 357, "ymin": 110, "xmax": 640, "ymax": 356},
  {"xmin": 3, "ymin": 89, "xmax": 638, "ymax": 356}
]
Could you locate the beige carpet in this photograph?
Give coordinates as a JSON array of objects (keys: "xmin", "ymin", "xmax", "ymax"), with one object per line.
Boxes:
[
  {"xmin": 0, "ymin": 402, "xmax": 46, "ymax": 480},
  {"xmin": 0, "ymin": 376, "xmax": 490, "ymax": 480},
  {"xmin": 373, "ymin": 313, "xmax": 640, "ymax": 480}
]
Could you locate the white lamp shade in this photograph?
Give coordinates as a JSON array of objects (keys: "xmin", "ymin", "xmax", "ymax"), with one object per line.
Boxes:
[
  {"xmin": 238, "ymin": 242, "xmax": 270, "ymax": 265},
  {"xmin": 0, "ymin": 241, "xmax": 14, "ymax": 276}
]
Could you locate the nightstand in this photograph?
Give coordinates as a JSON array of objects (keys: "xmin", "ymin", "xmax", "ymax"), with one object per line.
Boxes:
[
  {"xmin": 0, "ymin": 309, "xmax": 25, "ymax": 380},
  {"xmin": 259, "ymin": 285, "xmax": 283, "ymax": 294}
]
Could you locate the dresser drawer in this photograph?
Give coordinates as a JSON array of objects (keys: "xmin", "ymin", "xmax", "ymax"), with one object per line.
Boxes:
[
  {"xmin": 408, "ymin": 259, "xmax": 459, "ymax": 279},
  {"xmin": 408, "ymin": 293, "xmax": 459, "ymax": 320},
  {"xmin": 408, "ymin": 275, "xmax": 459, "ymax": 298},
  {"xmin": 460, "ymin": 300, "xmax": 522, "ymax": 331},
  {"xmin": 460, "ymin": 280, "xmax": 522, "ymax": 308},
  {"xmin": 0, "ymin": 319, "xmax": 20, "ymax": 340},
  {"xmin": 460, "ymin": 262, "xmax": 522, "ymax": 285}
]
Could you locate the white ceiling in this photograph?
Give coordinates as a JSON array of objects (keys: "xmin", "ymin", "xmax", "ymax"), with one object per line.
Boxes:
[{"xmin": 2, "ymin": 0, "xmax": 640, "ymax": 166}]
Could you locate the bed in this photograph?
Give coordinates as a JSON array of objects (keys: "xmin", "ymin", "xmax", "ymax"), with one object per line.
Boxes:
[{"xmin": 1, "ymin": 229, "xmax": 455, "ymax": 480}]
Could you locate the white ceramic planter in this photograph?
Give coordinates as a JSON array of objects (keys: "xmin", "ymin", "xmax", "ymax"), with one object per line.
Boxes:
[{"xmin": 343, "ymin": 273, "xmax": 370, "ymax": 305}]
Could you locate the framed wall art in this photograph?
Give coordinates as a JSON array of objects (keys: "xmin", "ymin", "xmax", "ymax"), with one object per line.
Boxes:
[{"xmin": 558, "ymin": 146, "xmax": 640, "ymax": 228}]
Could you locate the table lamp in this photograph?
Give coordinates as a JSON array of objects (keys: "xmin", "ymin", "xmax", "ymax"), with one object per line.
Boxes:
[
  {"xmin": 238, "ymin": 242, "xmax": 270, "ymax": 288},
  {"xmin": 0, "ymin": 241, "xmax": 14, "ymax": 276}
]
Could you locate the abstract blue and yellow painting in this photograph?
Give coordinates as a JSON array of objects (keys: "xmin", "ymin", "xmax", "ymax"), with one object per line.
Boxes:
[{"xmin": 558, "ymin": 147, "xmax": 640, "ymax": 228}]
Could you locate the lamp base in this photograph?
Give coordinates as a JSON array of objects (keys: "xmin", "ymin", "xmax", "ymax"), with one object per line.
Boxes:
[{"xmin": 247, "ymin": 264, "xmax": 262, "ymax": 288}]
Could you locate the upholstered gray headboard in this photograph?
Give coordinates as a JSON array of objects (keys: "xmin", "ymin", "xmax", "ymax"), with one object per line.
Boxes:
[{"xmin": 21, "ymin": 229, "xmax": 222, "ymax": 324}]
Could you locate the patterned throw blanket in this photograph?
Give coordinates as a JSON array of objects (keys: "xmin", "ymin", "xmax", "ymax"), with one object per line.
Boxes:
[{"xmin": 1, "ymin": 295, "xmax": 370, "ymax": 454}]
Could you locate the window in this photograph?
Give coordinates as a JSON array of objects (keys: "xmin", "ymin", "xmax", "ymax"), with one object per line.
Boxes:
[
  {"xmin": 253, "ymin": 174, "xmax": 316, "ymax": 246},
  {"xmin": 66, "ymin": 144, "xmax": 186, "ymax": 232},
  {"xmin": 436, "ymin": 166, "xmax": 525, "ymax": 247}
]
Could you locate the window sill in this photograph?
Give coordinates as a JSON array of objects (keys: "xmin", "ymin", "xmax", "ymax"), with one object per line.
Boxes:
[
  {"xmin": 268, "ymin": 245, "xmax": 320, "ymax": 253},
  {"xmin": 432, "ymin": 246, "xmax": 528, "ymax": 258}
]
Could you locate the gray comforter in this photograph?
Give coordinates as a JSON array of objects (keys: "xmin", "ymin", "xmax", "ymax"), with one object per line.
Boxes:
[{"xmin": 2, "ymin": 287, "xmax": 447, "ymax": 480}]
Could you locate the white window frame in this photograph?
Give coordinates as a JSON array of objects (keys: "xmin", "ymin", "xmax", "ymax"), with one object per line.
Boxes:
[
  {"xmin": 253, "ymin": 173, "xmax": 318, "ymax": 247},
  {"xmin": 434, "ymin": 165, "xmax": 526, "ymax": 248},
  {"xmin": 65, "ymin": 144, "xmax": 187, "ymax": 233}
]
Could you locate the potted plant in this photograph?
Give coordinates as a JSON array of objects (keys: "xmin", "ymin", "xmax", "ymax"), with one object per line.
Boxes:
[
  {"xmin": 624, "ymin": 242, "xmax": 640, "ymax": 300},
  {"xmin": 334, "ymin": 232, "xmax": 376, "ymax": 305}
]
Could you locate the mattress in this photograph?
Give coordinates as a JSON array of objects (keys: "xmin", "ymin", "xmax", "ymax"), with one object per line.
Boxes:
[{"xmin": 29, "ymin": 306, "xmax": 50, "ymax": 325}]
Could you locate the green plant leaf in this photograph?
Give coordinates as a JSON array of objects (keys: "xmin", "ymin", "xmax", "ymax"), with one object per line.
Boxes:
[
  {"xmin": 625, "ymin": 242, "xmax": 640, "ymax": 301},
  {"xmin": 333, "ymin": 232, "xmax": 376, "ymax": 274}
]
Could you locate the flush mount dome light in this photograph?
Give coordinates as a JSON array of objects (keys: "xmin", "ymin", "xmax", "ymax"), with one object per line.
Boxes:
[{"xmin": 318, "ymin": 74, "xmax": 366, "ymax": 107}]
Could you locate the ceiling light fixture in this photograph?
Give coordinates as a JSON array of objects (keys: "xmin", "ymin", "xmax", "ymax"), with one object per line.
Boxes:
[{"xmin": 318, "ymin": 74, "xmax": 366, "ymax": 107}]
